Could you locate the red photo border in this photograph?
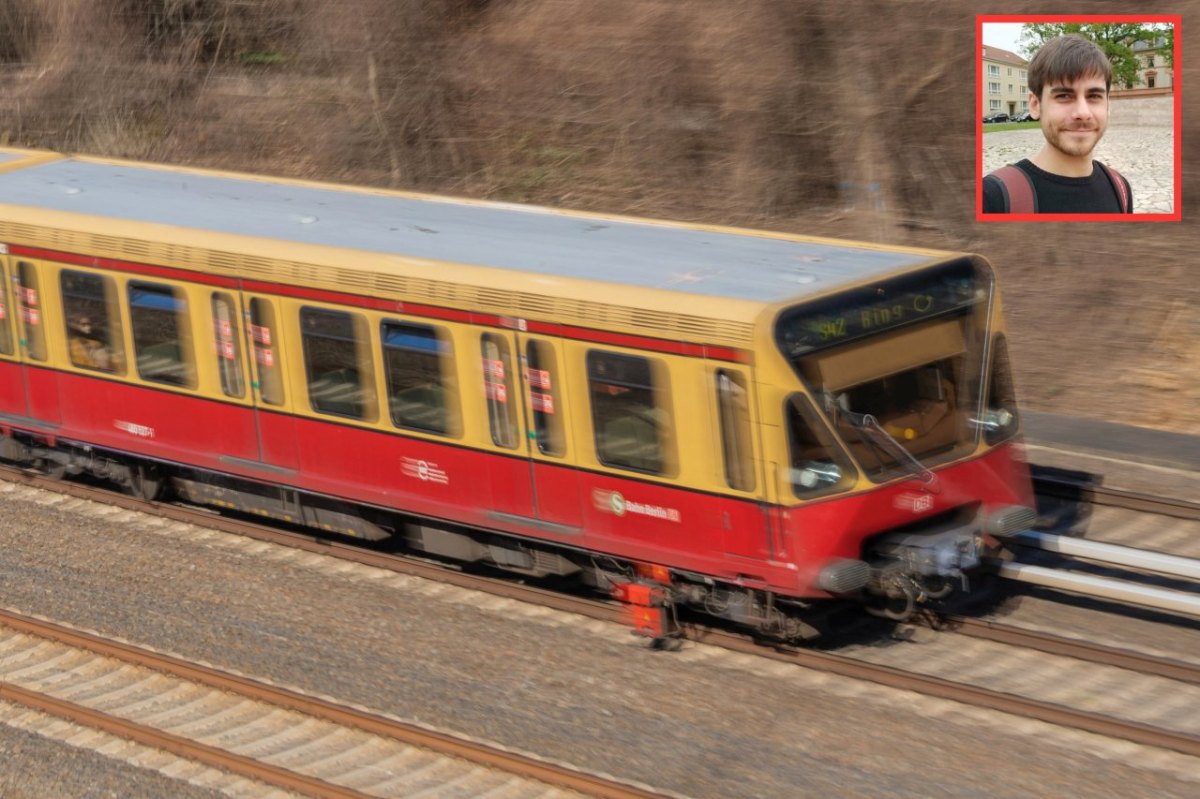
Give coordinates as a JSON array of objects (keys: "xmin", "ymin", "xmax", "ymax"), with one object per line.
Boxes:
[{"xmin": 976, "ymin": 14, "xmax": 1182, "ymax": 222}]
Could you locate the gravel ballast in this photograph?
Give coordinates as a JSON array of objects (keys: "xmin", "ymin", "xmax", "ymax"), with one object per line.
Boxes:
[{"xmin": 0, "ymin": 480, "xmax": 1197, "ymax": 798}]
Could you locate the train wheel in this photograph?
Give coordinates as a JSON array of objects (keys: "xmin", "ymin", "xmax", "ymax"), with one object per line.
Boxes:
[
  {"xmin": 34, "ymin": 457, "xmax": 66, "ymax": 481},
  {"xmin": 127, "ymin": 464, "xmax": 163, "ymax": 501}
]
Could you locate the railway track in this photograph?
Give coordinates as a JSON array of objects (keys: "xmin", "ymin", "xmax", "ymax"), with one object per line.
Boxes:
[
  {"xmin": 1, "ymin": 462, "xmax": 1199, "ymax": 769},
  {"xmin": 0, "ymin": 608, "xmax": 669, "ymax": 799}
]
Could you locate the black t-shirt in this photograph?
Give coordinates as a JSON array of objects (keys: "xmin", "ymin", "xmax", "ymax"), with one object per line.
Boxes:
[{"xmin": 983, "ymin": 159, "xmax": 1133, "ymax": 214}]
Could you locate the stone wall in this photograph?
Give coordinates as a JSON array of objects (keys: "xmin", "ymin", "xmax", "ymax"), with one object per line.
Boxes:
[{"xmin": 1109, "ymin": 91, "xmax": 1174, "ymax": 127}]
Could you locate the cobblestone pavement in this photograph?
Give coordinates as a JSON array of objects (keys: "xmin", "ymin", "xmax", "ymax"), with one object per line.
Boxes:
[{"xmin": 982, "ymin": 126, "xmax": 1176, "ymax": 214}]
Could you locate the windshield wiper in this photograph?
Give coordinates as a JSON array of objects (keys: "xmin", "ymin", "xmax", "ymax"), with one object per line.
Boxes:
[{"xmin": 838, "ymin": 409, "xmax": 939, "ymax": 487}]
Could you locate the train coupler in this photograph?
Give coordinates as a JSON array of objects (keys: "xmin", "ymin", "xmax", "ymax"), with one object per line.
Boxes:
[{"xmin": 611, "ymin": 581, "xmax": 680, "ymax": 643}]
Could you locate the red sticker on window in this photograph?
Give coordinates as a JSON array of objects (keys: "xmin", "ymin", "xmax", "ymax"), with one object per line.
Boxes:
[
  {"xmin": 528, "ymin": 368, "xmax": 551, "ymax": 389},
  {"xmin": 255, "ymin": 347, "xmax": 274, "ymax": 367},
  {"xmin": 485, "ymin": 382, "xmax": 508, "ymax": 402},
  {"xmin": 483, "ymin": 358, "xmax": 505, "ymax": 379},
  {"xmin": 250, "ymin": 324, "xmax": 272, "ymax": 345},
  {"xmin": 531, "ymin": 391, "xmax": 554, "ymax": 414}
]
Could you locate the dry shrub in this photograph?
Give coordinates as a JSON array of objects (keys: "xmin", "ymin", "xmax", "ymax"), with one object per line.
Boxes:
[
  {"xmin": 448, "ymin": 0, "xmax": 840, "ymax": 219},
  {"xmin": 0, "ymin": 0, "xmax": 42, "ymax": 63},
  {"xmin": 286, "ymin": 0, "xmax": 479, "ymax": 188}
]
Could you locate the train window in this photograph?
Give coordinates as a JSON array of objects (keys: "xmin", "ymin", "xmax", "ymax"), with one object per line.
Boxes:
[
  {"xmin": 481, "ymin": 333, "xmax": 517, "ymax": 448},
  {"xmin": 212, "ymin": 293, "xmax": 245, "ymax": 398},
  {"xmin": 982, "ymin": 335, "xmax": 1019, "ymax": 445},
  {"xmin": 716, "ymin": 369, "xmax": 755, "ymax": 491},
  {"xmin": 249, "ymin": 298, "xmax": 284, "ymax": 405},
  {"xmin": 587, "ymin": 351, "xmax": 674, "ymax": 475},
  {"xmin": 129, "ymin": 281, "xmax": 196, "ymax": 388},
  {"xmin": 382, "ymin": 320, "xmax": 456, "ymax": 435},
  {"xmin": 786, "ymin": 394, "xmax": 856, "ymax": 499},
  {"xmin": 61, "ymin": 270, "xmax": 124, "ymax": 374},
  {"xmin": 0, "ymin": 269, "xmax": 12, "ymax": 355},
  {"xmin": 526, "ymin": 340, "xmax": 564, "ymax": 456},
  {"xmin": 301, "ymin": 307, "xmax": 377, "ymax": 421}
]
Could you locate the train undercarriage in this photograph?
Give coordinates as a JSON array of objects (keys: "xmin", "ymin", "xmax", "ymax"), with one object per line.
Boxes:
[{"xmin": 1, "ymin": 429, "xmax": 1024, "ymax": 644}]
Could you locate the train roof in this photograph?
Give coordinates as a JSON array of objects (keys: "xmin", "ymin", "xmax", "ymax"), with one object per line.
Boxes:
[{"xmin": 0, "ymin": 149, "xmax": 961, "ymax": 344}]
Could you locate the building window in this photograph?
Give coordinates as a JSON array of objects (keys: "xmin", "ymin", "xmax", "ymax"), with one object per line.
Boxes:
[
  {"xmin": 62, "ymin": 270, "xmax": 123, "ymax": 374},
  {"xmin": 1020, "ymin": 85, "xmax": 1026, "ymax": 95},
  {"xmin": 1148, "ymin": 76, "xmax": 1155, "ymax": 89},
  {"xmin": 988, "ymin": 64, "xmax": 1000, "ymax": 76},
  {"xmin": 989, "ymin": 81, "xmax": 1001, "ymax": 94},
  {"xmin": 1007, "ymin": 67, "xmax": 1012, "ymax": 75},
  {"xmin": 382, "ymin": 320, "xmax": 456, "ymax": 435},
  {"xmin": 1020, "ymin": 69, "xmax": 1027, "ymax": 79},
  {"xmin": 1146, "ymin": 55, "xmax": 1154, "ymax": 68},
  {"xmin": 301, "ymin": 307, "xmax": 376, "ymax": 420},
  {"xmin": 129, "ymin": 281, "xmax": 195, "ymax": 387},
  {"xmin": 989, "ymin": 99, "xmax": 1001, "ymax": 111}
]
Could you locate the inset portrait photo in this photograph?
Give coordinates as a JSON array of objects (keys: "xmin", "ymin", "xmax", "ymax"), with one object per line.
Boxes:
[{"xmin": 976, "ymin": 15, "xmax": 1181, "ymax": 221}]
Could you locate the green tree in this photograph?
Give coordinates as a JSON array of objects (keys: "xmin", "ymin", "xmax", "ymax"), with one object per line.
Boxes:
[{"xmin": 1019, "ymin": 23, "xmax": 1168, "ymax": 90}]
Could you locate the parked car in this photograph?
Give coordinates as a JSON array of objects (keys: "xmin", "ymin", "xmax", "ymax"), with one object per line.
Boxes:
[
  {"xmin": 1012, "ymin": 111, "xmax": 1035, "ymax": 123},
  {"xmin": 982, "ymin": 112, "xmax": 1010, "ymax": 123}
]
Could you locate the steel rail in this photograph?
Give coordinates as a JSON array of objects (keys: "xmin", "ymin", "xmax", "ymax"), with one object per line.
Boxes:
[
  {"xmin": 944, "ymin": 616, "xmax": 1200, "ymax": 687},
  {"xmin": 0, "ymin": 679, "xmax": 369, "ymax": 799},
  {"xmin": 0, "ymin": 608, "xmax": 667, "ymax": 799},
  {"xmin": 4, "ymin": 465, "xmax": 1200, "ymax": 759},
  {"xmin": 1031, "ymin": 469, "xmax": 1200, "ymax": 522}
]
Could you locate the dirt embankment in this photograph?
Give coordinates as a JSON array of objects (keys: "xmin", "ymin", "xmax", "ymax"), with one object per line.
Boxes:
[{"xmin": 2, "ymin": 0, "xmax": 1196, "ymax": 432}]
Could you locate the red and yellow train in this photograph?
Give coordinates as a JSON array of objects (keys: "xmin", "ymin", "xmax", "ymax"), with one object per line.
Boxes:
[{"xmin": 0, "ymin": 147, "xmax": 1034, "ymax": 640}]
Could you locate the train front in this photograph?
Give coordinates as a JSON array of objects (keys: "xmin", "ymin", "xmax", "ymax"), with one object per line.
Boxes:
[{"xmin": 771, "ymin": 255, "xmax": 1035, "ymax": 619}]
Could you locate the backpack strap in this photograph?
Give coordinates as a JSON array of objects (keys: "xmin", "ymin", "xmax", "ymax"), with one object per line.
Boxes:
[
  {"xmin": 1096, "ymin": 162, "xmax": 1131, "ymax": 213},
  {"xmin": 987, "ymin": 165, "xmax": 1037, "ymax": 213}
]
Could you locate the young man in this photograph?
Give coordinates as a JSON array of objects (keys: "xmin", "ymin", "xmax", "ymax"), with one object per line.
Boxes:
[{"xmin": 983, "ymin": 35, "xmax": 1133, "ymax": 214}]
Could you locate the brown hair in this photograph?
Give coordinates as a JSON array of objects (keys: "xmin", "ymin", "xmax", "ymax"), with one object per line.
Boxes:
[{"xmin": 1027, "ymin": 35, "xmax": 1112, "ymax": 98}]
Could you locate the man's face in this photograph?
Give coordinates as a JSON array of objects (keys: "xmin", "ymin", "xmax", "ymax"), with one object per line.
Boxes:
[{"xmin": 1029, "ymin": 73, "xmax": 1109, "ymax": 158}]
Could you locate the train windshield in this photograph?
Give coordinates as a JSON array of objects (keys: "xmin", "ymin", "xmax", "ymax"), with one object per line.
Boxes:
[{"xmin": 775, "ymin": 258, "xmax": 992, "ymax": 481}]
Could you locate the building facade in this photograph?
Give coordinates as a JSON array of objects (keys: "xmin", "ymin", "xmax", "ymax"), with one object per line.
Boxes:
[
  {"xmin": 1130, "ymin": 38, "xmax": 1173, "ymax": 90},
  {"xmin": 981, "ymin": 45, "xmax": 1029, "ymax": 119}
]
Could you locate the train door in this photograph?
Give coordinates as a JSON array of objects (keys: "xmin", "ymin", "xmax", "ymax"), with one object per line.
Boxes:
[
  {"xmin": 241, "ymin": 293, "xmax": 299, "ymax": 473},
  {"xmin": 9, "ymin": 258, "xmax": 61, "ymax": 428},
  {"xmin": 477, "ymin": 330, "xmax": 538, "ymax": 525},
  {"xmin": 515, "ymin": 332, "xmax": 584, "ymax": 532},
  {"xmin": 0, "ymin": 253, "xmax": 26, "ymax": 419},
  {"xmin": 711, "ymin": 363, "xmax": 772, "ymax": 561}
]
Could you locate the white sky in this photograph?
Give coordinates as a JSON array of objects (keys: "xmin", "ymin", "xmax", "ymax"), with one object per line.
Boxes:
[{"xmin": 982, "ymin": 23, "xmax": 1026, "ymax": 57}]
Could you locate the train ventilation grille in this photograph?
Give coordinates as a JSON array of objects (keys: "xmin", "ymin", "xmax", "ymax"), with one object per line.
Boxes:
[{"xmin": 0, "ymin": 223, "xmax": 753, "ymax": 344}]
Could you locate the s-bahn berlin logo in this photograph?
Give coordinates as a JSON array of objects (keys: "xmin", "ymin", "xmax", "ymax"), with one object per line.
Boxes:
[{"xmin": 592, "ymin": 489, "xmax": 681, "ymax": 523}]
